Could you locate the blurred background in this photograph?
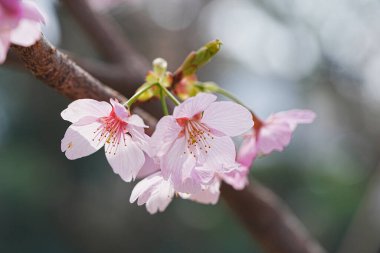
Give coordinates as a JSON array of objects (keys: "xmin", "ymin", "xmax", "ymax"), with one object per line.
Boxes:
[{"xmin": 1, "ymin": 0, "xmax": 380, "ymax": 252}]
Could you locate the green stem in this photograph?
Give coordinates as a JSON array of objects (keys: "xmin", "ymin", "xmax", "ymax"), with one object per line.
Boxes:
[
  {"xmin": 214, "ymin": 87, "xmax": 246, "ymax": 106},
  {"xmin": 214, "ymin": 87, "xmax": 258, "ymax": 121},
  {"xmin": 158, "ymin": 83, "xmax": 180, "ymax": 106},
  {"xmin": 160, "ymin": 88, "xmax": 169, "ymax": 115},
  {"xmin": 124, "ymin": 82, "xmax": 158, "ymax": 108}
]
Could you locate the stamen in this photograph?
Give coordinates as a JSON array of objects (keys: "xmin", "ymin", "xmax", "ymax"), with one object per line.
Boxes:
[
  {"xmin": 91, "ymin": 108, "xmax": 129, "ymax": 155},
  {"xmin": 182, "ymin": 117, "xmax": 214, "ymax": 159}
]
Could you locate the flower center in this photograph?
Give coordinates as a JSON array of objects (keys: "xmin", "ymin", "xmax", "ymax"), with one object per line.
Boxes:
[
  {"xmin": 92, "ymin": 109, "xmax": 128, "ymax": 155},
  {"xmin": 177, "ymin": 113, "xmax": 214, "ymax": 160}
]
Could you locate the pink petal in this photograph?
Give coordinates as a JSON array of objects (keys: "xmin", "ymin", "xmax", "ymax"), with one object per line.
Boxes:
[
  {"xmin": 192, "ymin": 166, "xmax": 215, "ymax": 185},
  {"xmin": 0, "ymin": 15, "xmax": 19, "ymax": 32},
  {"xmin": 146, "ymin": 180, "xmax": 174, "ymax": 214},
  {"xmin": 172, "ymin": 167, "xmax": 201, "ymax": 194},
  {"xmin": 130, "ymin": 172, "xmax": 163, "ymax": 204},
  {"xmin": 20, "ymin": 1, "xmax": 46, "ymax": 23},
  {"xmin": 161, "ymin": 137, "xmax": 197, "ymax": 192},
  {"xmin": 237, "ymin": 134, "xmax": 257, "ymax": 168},
  {"xmin": 202, "ymin": 101, "xmax": 253, "ymax": 137},
  {"xmin": 270, "ymin": 109, "xmax": 316, "ymax": 131},
  {"xmin": 257, "ymin": 122, "xmax": 292, "ymax": 155},
  {"xmin": 0, "ymin": 34, "xmax": 10, "ymax": 64},
  {"xmin": 127, "ymin": 125, "xmax": 150, "ymax": 154},
  {"xmin": 220, "ymin": 165, "xmax": 249, "ymax": 190},
  {"xmin": 130, "ymin": 172, "xmax": 174, "ymax": 214},
  {"xmin": 61, "ymin": 122, "xmax": 104, "ymax": 160},
  {"xmin": 110, "ymin": 99, "xmax": 130, "ymax": 121},
  {"xmin": 1, "ymin": 0, "xmax": 22, "ymax": 15},
  {"xmin": 173, "ymin": 93, "xmax": 216, "ymax": 119},
  {"xmin": 61, "ymin": 99, "xmax": 112, "ymax": 125},
  {"xmin": 187, "ymin": 180, "xmax": 221, "ymax": 205},
  {"xmin": 162, "ymin": 137, "xmax": 192, "ymax": 177},
  {"xmin": 136, "ymin": 153, "xmax": 160, "ymax": 179},
  {"xmin": 203, "ymin": 136, "xmax": 237, "ymax": 172},
  {"xmin": 150, "ymin": 116, "xmax": 181, "ymax": 157},
  {"xmin": 105, "ymin": 135, "xmax": 145, "ymax": 182},
  {"xmin": 126, "ymin": 114, "xmax": 148, "ymax": 128}
]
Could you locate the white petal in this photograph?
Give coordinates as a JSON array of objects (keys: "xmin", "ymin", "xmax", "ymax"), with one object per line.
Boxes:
[
  {"xmin": 130, "ymin": 172, "xmax": 174, "ymax": 214},
  {"xmin": 105, "ymin": 135, "xmax": 145, "ymax": 182},
  {"xmin": 0, "ymin": 34, "xmax": 10, "ymax": 64},
  {"xmin": 202, "ymin": 101, "xmax": 253, "ymax": 137},
  {"xmin": 146, "ymin": 180, "xmax": 174, "ymax": 214},
  {"xmin": 61, "ymin": 122, "xmax": 104, "ymax": 160},
  {"xmin": 61, "ymin": 99, "xmax": 111, "ymax": 124},
  {"xmin": 173, "ymin": 93, "xmax": 216, "ymax": 118},
  {"xmin": 130, "ymin": 172, "xmax": 162, "ymax": 204},
  {"xmin": 10, "ymin": 20, "xmax": 41, "ymax": 47}
]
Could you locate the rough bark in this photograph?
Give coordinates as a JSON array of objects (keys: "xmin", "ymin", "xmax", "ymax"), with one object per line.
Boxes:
[{"xmin": 10, "ymin": 37, "xmax": 157, "ymax": 130}]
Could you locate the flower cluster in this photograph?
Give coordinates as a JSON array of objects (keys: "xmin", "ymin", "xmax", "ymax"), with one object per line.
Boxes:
[
  {"xmin": 61, "ymin": 92, "xmax": 315, "ymax": 214},
  {"xmin": 130, "ymin": 93, "xmax": 253, "ymax": 212},
  {"xmin": 0, "ymin": 0, "xmax": 45, "ymax": 63},
  {"xmin": 60, "ymin": 42, "xmax": 315, "ymax": 214}
]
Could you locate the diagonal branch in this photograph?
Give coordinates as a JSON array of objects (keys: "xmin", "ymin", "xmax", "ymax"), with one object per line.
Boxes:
[
  {"xmin": 10, "ymin": 37, "xmax": 157, "ymax": 130},
  {"xmin": 221, "ymin": 182, "xmax": 326, "ymax": 253}
]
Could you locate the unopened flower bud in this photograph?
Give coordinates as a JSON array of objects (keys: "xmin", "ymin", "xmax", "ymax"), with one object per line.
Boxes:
[
  {"xmin": 153, "ymin": 58, "xmax": 168, "ymax": 77},
  {"xmin": 179, "ymin": 39, "xmax": 222, "ymax": 76}
]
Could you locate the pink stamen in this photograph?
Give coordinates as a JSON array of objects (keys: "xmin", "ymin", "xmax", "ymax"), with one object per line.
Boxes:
[
  {"xmin": 92, "ymin": 108, "xmax": 129, "ymax": 155},
  {"xmin": 178, "ymin": 114, "xmax": 214, "ymax": 159}
]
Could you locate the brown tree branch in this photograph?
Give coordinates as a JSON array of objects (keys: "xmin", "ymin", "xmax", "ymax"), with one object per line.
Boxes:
[
  {"xmin": 221, "ymin": 182, "xmax": 326, "ymax": 253},
  {"xmin": 10, "ymin": 35, "xmax": 326, "ymax": 253},
  {"xmin": 10, "ymin": 37, "xmax": 157, "ymax": 130}
]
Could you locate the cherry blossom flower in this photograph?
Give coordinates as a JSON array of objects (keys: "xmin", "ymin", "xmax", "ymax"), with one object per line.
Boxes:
[
  {"xmin": 150, "ymin": 93, "xmax": 253, "ymax": 194},
  {"xmin": 130, "ymin": 170, "xmax": 222, "ymax": 214},
  {"xmin": 0, "ymin": 0, "xmax": 45, "ymax": 63},
  {"xmin": 130, "ymin": 172, "xmax": 174, "ymax": 214},
  {"xmin": 61, "ymin": 98, "xmax": 149, "ymax": 182},
  {"xmin": 238, "ymin": 109, "xmax": 316, "ymax": 170}
]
